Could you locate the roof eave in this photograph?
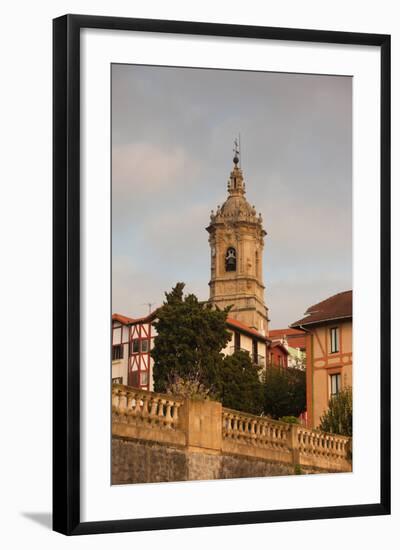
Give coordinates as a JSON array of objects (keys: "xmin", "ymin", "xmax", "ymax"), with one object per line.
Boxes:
[{"xmin": 290, "ymin": 314, "xmax": 352, "ymax": 330}]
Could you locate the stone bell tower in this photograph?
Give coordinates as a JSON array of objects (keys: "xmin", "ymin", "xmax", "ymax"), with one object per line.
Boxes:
[{"xmin": 206, "ymin": 144, "xmax": 269, "ymax": 335}]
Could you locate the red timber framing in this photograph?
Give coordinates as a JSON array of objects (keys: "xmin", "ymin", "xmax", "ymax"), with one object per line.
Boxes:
[{"xmin": 128, "ymin": 321, "xmax": 152, "ymax": 390}]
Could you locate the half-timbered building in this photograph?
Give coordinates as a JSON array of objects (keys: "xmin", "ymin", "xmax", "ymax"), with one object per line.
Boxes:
[{"xmin": 112, "ymin": 311, "xmax": 157, "ymax": 390}]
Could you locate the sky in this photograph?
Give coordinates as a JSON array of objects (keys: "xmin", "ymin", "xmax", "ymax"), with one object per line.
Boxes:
[{"xmin": 112, "ymin": 64, "xmax": 352, "ymax": 329}]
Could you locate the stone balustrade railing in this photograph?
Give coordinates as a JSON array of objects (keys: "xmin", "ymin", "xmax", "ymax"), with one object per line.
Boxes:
[
  {"xmin": 112, "ymin": 385, "xmax": 351, "ymax": 472},
  {"xmin": 296, "ymin": 426, "xmax": 349, "ymax": 461},
  {"xmin": 222, "ymin": 408, "xmax": 292, "ymax": 454},
  {"xmin": 221, "ymin": 407, "xmax": 350, "ymax": 468},
  {"xmin": 112, "ymin": 384, "xmax": 184, "ymax": 430}
]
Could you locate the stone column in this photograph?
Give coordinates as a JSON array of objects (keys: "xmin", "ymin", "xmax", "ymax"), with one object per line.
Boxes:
[
  {"xmin": 182, "ymin": 399, "xmax": 222, "ymax": 452},
  {"xmin": 288, "ymin": 424, "xmax": 300, "ymax": 465}
]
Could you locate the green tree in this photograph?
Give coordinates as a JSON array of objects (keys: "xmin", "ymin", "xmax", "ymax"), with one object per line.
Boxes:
[
  {"xmin": 263, "ymin": 366, "xmax": 306, "ymax": 419},
  {"xmin": 151, "ymin": 283, "xmax": 231, "ymax": 393},
  {"xmin": 216, "ymin": 350, "xmax": 264, "ymax": 415},
  {"xmin": 319, "ymin": 386, "xmax": 352, "ymax": 436}
]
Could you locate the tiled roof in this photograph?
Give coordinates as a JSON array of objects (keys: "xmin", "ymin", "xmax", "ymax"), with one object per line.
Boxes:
[
  {"xmin": 112, "ymin": 310, "xmax": 158, "ymax": 325},
  {"xmin": 268, "ymin": 328, "xmax": 307, "ymax": 349},
  {"xmin": 290, "ymin": 290, "xmax": 352, "ymax": 328},
  {"xmin": 113, "ymin": 310, "xmax": 268, "ymax": 342},
  {"xmin": 226, "ymin": 317, "xmax": 267, "ymax": 341}
]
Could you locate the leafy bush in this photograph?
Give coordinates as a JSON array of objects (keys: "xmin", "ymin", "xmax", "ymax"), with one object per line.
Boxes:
[
  {"xmin": 280, "ymin": 415, "xmax": 299, "ymax": 424},
  {"xmin": 319, "ymin": 386, "xmax": 352, "ymax": 436},
  {"xmin": 165, "ymin": 374, "xmax": 214, "ymax": 401}
]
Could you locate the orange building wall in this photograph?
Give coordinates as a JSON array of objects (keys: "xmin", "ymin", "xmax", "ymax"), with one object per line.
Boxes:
[{"xmin": 306, "ymin": 321, "xmax": 352, "ymax": 428}]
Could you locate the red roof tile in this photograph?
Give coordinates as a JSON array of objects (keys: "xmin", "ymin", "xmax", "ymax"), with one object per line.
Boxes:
[
  {"xmin": 226, "ymin": 317, "xmax": 267, "ymax": 341},
  {"xmin": 291, "ymin": 290, "xmax": 352, "ymax": 328},
  {"xmin": 112, "ymin": 310, "xmax": 158, "ymax": 325},
  {"xmin": 268, "ymin": 328, "xmax": 306, "ymax": 349}
]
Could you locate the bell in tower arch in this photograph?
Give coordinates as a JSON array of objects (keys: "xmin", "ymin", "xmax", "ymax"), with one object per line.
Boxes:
[{"xmin": 225, "ymin": 247, "xmax": 237, "ymax": 272}]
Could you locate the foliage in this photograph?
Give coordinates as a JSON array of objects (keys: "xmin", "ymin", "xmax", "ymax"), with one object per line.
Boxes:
[
  {"xmin": 263, "ymin": 366, "xmax": 306, "ymax": 420},
  {"xmin": 289, "ymin": 353, "xmax": 306, "ymax": 371},
  {"xmin": 319, "ymin": 386, "xmax": 352, "ymax": 437},
  {"xmin": 151, "ymin": 283, "xmax": 231, "ymax": 393},
  {"xmin": 280, "ymin": 415, "xmax": 299, "ymax": 424},
  {"xmin": 294, "ymin": 464, "xmax": 303, "ymax": 475},
  {"xmin": 216, "ymin": 350, "xmax": 264, "ymax": 415},
  {"xmin": 165, "ymin": 374, "xmax": 214, "ymax": 401}
]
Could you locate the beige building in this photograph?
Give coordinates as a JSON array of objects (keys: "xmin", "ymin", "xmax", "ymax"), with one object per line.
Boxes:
[
  {"xmin": 206, "ymin": 152, "xmax": 269, "ymax": 335},
  {"xmin": 291, "ymin": 290, "xmax": 352, "ymax": 428}
]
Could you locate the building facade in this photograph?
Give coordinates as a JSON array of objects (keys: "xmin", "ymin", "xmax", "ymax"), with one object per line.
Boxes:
[
  {"xmin": 268, "ymin": 340, "xmax": 289, "ymax": 369},
  {"xmin": 291, "ymin": 290, "xmax": 352, "ymax": 428},
  {"xmin": 269, "ymin": 329, "xmax": 306, "ymax": 370},
  {"xmin": 206, "ymin": 153, "xmax": 269, "ymax": 335},
  {"xmin": 112, "ymin": 312, "xmax": 157, "ymax": 391},
  {"xmin": 112, "ymin": 312, "xmax": 270, "ymax": 390}
]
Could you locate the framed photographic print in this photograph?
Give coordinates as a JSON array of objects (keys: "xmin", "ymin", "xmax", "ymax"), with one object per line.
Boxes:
[{"xmin": 53, "ymin": 14, "xmax": 391, "ymax": 535}]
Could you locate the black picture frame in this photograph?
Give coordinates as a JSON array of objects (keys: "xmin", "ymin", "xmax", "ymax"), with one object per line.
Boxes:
[{"xmin": 53, "ymin": 14, "xmax": 391, "ymax": 535}]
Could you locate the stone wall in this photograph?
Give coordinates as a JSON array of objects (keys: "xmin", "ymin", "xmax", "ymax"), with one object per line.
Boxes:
[
  {"xmin": 112, "ymin": 437, "xmax": 306, "ymax": 485},
  {"xmin": 112, "ymin": 384, "xmax": 352, "ymax": 485}
]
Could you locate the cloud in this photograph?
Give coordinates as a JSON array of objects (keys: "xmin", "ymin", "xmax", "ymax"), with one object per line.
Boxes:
[
  {"xmin": 112, "ymin": 142, "xmax": 198, "ymax": 196},
  {"xmin": 111, "ymin": 65, "xmax": 352, "ymax": 328}
]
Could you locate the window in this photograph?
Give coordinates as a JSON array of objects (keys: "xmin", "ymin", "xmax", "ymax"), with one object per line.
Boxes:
[
  {"xmin": 130, "ymin": 370, "xmax": 139, "ymax": 387},
  {"xmin": 278, "ymin": 355, "xmax": 282, "ymax": 368},
  {"xmin": 330, "ymin": 373, "xmax": 341, "ymax": 397},
  {"xmin": 141, "ymin": 339, "xmax": 149, "ymax": 353},
  {"xmin": 252, "ymin": 339, "xmax": 258, "ymax": 363},
  {"xmin": 330, "ymin": 327, "xmax": 339, "ymax": 353},
  {"xmin": 112, "ymin": 376, "xmax": 123, "ymax": 385},
  {"xmin": 131, "ymin": 338, "xmax": 140, "ymax": 354},
  {"xmin": 112, "ymin": 344, "xmax": 123, "ymax": 360},
  {"xmin": 234, "ymin": 331, "xmax": 241, "ymax": 352},
  {"xmin": 225, "ymin": 247, "xmax": 237, "ymax": 272},
  {"xmin": 140, "ymin": 371, "xmax": 149, "ymax": 386}
]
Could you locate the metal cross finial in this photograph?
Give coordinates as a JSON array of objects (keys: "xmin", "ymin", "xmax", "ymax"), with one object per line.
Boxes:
[
  {"xmin": 233, "ymin": 138, "xmax": 239, "ymax": 157},
  {"xmin": 142, "ymin": 302, "xmax": 155, "ymax": 314},
  {"xmin": 233, "ymin": 137, "xmax": 240, "ymax": 165}
]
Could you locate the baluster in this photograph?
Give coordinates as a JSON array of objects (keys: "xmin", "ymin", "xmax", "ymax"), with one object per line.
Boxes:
[
  {"xmin": 164, "ymin": 399, "xmax": 173, "ymax": 428},
  {"xmin": 225, "ymin": 414, "xmax": 232, "ymax": 435},
  {"xmin": 158, "ymin": 398, "xmax": 165, "ymax": 422},
  {"xmin": 126, "ymin": 391, "xmax": 134, "ymax": 421},
  {"xmin": 238, "ymin": 417, "xmax": 244, "ymax": 439},
  {"xmin": 298, "ymin": 430, "xmax": 303, "ymax": 451},
  {"xmin": 112, "ymin": 388, "xmax": 120, "ymax": 413},
  {"xmin": 250, "ymin": 420, "xmax": 257, "ymax": 443},
  {"xmin": 149, "ymin": 397, "xmax": 158, "ymax": 421},
  {"xmin": 259, "ymin": 422, "xmax": 266, "ymax": 444},
  {"xmin": 264, "ymin": 423, "xmax": 270, "ymax": 447},
  {"xmin": 142, "ymin": 394, "xmax": 150, "ymax": 419},
  {"xmin": 133, "ymin": 393, "xmax": 142, "ymax": 416},
  {"xmin": 175, "ymin": 402, "xmax": 182, "ymax": 427},
  {"xmin": 118, "ymin": 390, "xmax": 127, "ymax": 418},
  {"xmin": 245, "ymin": 420, "xmax": 251, "ymax": 440},
  {"xmin": 232, "ymin": 415, "xmax": 238, "ymax": 437}
]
